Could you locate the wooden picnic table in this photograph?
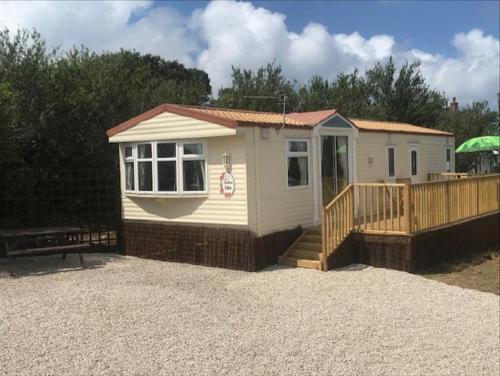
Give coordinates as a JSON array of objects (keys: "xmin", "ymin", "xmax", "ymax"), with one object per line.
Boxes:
[{"xmin": 0, "ymin": 226, "xmax": 90, "ymax": 264}]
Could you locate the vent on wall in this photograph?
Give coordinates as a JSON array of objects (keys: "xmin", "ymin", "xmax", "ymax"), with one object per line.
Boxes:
[{"xmin": 260, "ymin": 128, "xmax": 271, "ymax": 139}]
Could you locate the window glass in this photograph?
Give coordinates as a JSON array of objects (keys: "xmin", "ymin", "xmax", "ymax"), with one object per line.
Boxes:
[
  {"xmin": 289, "ymin": 141, "xmax": 308, "ymax": 153},
  {"xmin": 125, "ymin": 146, "xmax": 133, "ymax": 159},
  {"xmin": 446, "ymin": 148, "xmax": 451, "ymax": 172},
  {"xmin": 288, "ymin": 157, "xmax": 308, "ymax": 186},
  {"xmin": 388, "ymin": 148, "xmax": 395, "ymax": 177},
  {"xmin": 138, "ymin": 161, "xmax": 152, "ymax": 191},
  {"xmin": 138, "ymin": 144, "xmax": 152, "ymax": 159},
  {"xmin": 183, "ymin": 143, "xmax": 203, "ymax": 155},
  {"xmin": 335, "ymin": 136, "xmax": 348, "ymax": 192},
  {"xmin": 411, "ymin": 150, "xmax": 417, "ymax": 176},
  {"xmin": 158, "ymin": 161, "xmax": 176, "ymax": 191},
  {"xmin": 158, "ymin": 143, "xmax": 175, "ymax": 158},
  {"xmin": 125, "ymin": 162, "xmax": 134, "ymax": 190},
  {"xmin": 183, "ymin": 160, "xmax": 205, "ymax": 191}
]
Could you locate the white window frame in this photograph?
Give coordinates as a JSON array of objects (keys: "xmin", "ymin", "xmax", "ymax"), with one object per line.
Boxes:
[
  {"xmin": 123, "ymin": 140, "xmax": 207, "ymax": 196},
  {"xmin": 124, "ymin": 145, "xmax": 135, "ymax": 191},
  {"xmin": 136, "ymin": 143, "xmax": 154, "ymax": 192},
  {"xmin": 286, "ymin": 138, "xmax": 311, "ymax": 189},
  {"xmin": 445, "ymin": 147, "xmax": 452, "ymax": 173},
  {"xmin": 156, "ymin": 142, "xmax": 178, "ymax": 193},
  {"xmin": 386, "ymin": 145, "xmax": 396, "ymax": 178},
  {"xmin": 180, "ymin": 141, "xmax": 207, "ymax": 194}
]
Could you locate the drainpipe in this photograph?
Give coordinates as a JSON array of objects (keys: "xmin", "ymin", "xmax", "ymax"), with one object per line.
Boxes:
[{"xmin": 253, "ymin": 127, "xmax": 261, "ymax": 236}]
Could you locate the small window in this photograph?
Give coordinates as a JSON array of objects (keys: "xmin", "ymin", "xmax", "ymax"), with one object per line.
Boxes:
[
  {"xmin": 446, "ymin": 148, "xmax": 452, "ymax": 172},
  {"xmin": 137, "ymin": 143, "xmax": 153, "ymax": 191},
  {"xmin": 124, "ymin": 146, "xmax": 134, "ymax": 191},
  {"xmin": 181, "ymin": 142, "xmax": 206, "ymax": 192},
  {"xmin": 287, "ymin": 139, "xmax": 309, "ymax": 187},
  {"xmin": 157, "ymin": 143, "xmax": 176, "ymax": 192},
  {"xmin": 387, "ymin": 146, "xmax": 395, "ymax": 177},
  {"xmin": 411, "ymin": 150, "xmax": 418, "ymax": 176}
]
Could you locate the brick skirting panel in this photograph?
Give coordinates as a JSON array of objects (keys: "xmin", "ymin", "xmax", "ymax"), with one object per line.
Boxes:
[
  {"xmin": 122, "ymin": 221, "xmax": 302, "ymax": 272},
  {"xmin": 328, "ymin": 212, "xmax": 499, "ymax": 273}
]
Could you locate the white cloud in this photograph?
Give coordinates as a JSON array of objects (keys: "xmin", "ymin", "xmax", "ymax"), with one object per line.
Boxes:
[
  {"xmin": 1, "ymin": 0, "xmax": 498, "ymax": 107},
  {"xmin": 407, "ymin": 29, "xmax": 499, "ymax": 105},
  {"xmin": 0, "ymin": 0, "xmax": 197, "ymax": 65}
]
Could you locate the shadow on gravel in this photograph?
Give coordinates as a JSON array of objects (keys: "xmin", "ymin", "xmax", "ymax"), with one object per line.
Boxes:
[{"xmin": 0, "ymin": 253, "xmax": 124, "ymax": 278}]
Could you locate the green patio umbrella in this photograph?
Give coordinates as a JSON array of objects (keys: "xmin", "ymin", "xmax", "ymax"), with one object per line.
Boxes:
[{"xmin": 455, "ymin": 135, "xmax": 500, "ymax": 153}]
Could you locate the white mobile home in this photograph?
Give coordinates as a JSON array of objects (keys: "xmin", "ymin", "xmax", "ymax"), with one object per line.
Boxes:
[{"xmin": 107, "ymin": 104, "xmax": 455, "ymax": 271}]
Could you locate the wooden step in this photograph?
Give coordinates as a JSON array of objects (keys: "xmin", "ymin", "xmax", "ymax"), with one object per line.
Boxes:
[
  {"xmin": 306, "ymin": 227, "xmax": 321, "ymax": 236},
  {"xmin": 293, "ymin": 241, "xmax": 322, "ymax": 251},
  {"xmin": 279, "ymin": 257, "xmax": 321, "ymax": 270},
  {"xmin": 301, "ymin": 234, "xmax": 322, "ymax": 243},
  {"xmin": 287, "ymin": 249, "xmax": 321, "ymax": 260}
]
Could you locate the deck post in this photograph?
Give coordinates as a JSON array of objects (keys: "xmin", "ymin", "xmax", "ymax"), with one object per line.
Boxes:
[
  {"xmin": 444, "ymin": 181, "xmax": 450, "ymax": 224},
  {"xmin": 403, "ymin": 184, "xmax": 412, "ymax": 234},
  {"xmin": 320, "ymin": 207, "xmax": 328, "ymax": 271}
]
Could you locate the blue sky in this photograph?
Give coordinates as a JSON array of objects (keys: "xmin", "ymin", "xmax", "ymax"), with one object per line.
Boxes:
[
  {"xmin": 161, "ymin": 0, "xmax": 500, "ymax": 58},
  {"xmin": 1, "ymin": 1, "xmax": 499, "ymax": 105}
]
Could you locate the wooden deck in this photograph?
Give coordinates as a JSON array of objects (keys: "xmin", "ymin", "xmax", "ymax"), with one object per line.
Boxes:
[
  {"xmin": 321, "ymin": 174, "xmax": 499, "ymax": 271},
  {"xmin": 281, "ymin": 174, "xmax": 500, "ymax": 271}
]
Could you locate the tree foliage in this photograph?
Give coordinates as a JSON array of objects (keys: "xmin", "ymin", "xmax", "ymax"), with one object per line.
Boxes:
[
  {"xmin": 1, "ymin": 28, "xmax": 497, "ymax": 176},
  {"xmin": 216, "ymin": 62, "xmax": 299, "ymax": 112},
  {"xmin": 0, "ymin": 28, "xmax": 211, "ymax": 176}
]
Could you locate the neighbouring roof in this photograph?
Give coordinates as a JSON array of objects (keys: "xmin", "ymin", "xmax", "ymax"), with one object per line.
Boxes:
[
  {"xmin": 349, "ymin": 119, "xmax": 454, "ymax": 136},
  {"xmin": 106, "ymin": 103, "xmax": 453, "ymax": 138}
]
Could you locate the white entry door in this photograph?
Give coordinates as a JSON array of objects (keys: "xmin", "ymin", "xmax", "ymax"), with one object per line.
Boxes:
[{"xmin": 408, "ymin": 144, "xmax": 419, "ymax": 183}]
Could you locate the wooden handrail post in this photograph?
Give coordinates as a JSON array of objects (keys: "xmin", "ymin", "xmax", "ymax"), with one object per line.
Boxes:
[
  {"xmin": 476, "ymin": 178, "xmax": 480, "ymax": 215},
  {"xmin": 403, "ymin": 184, "xmax": 412, "ymax": 234},
  {"xmin": 445, "ymin": 180, "xmax": 450, "ymax": 223},
  {"xmin": 320, "ymin": 206, "xmax": 328, "ymax": 271}
]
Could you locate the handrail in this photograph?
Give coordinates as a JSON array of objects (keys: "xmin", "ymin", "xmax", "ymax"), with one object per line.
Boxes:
[
  {"xmin": 324, "ymin": 184, "xmax": 353, "ymax": 210},
  {"xmin": 321, "ymin": 185, "xmax": 354, "ymax": 271}
]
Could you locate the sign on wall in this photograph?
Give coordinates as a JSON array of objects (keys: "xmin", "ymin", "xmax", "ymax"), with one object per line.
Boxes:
[{"xmin": 219, "ymin": 172, "xmax": 235, "ymax": 198}]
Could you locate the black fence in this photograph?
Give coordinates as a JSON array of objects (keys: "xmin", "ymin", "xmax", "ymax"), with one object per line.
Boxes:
[{"xmin": 0, "ymin": 169, "xmax": 122, "ymax": 252}]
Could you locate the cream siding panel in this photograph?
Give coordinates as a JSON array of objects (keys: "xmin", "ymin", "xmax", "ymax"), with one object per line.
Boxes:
[
  {"xmin": 356, "ymin": 132, "xmax": 455, "ymax": 183},
  {"xmin": 256, "ymin": 128, "xmax": 314, "ymax": 236},
  {"xmin": 120, "ymin": 136, "xmax": 248, "ymax": 226},
  {"xmin": 109, "ymin": 112, "xmax": 235, "ymax": 143}
]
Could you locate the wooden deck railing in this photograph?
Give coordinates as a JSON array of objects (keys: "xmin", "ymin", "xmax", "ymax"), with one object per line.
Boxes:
[
  {"xmin": 352, "ymin": 183, "xmax": 407, "ymax": 234},
  {"xmin": 428, "ymin": 172, "xmax": 485, "ymax": 181},
  {"xmin": 321, "ymin": 185, "xmax": 354, "ymax": 271},
  {"xmin": 321, "ymin": 174, "xmax": 500, "ymax": 271},
  {"xmin": 410, "ymin": 174, "xmax": 499, "ymax": 232}
]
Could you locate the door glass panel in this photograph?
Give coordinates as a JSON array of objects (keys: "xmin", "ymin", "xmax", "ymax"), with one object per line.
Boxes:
[
  {"xmin": 321, "ymin": 136, "xmax": 335, "ymax": 204},
  {"xmin": 335, "ymin": 136, "xmax": 349, "ymax": 193},
  {"xmin": 321, "ymin": 136, "xmax": 349, "ymax": 204}
]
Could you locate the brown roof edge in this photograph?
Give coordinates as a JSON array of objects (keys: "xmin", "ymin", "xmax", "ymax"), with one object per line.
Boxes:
[
  {"xmin": 358, "ymin": 128, "xmax": 454, "ymax": 137},
  {"xmin": 106, "ymin": 104, "xmax": 238, "ymax": 138}
]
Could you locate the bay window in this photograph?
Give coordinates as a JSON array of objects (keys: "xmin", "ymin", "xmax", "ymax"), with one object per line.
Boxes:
[
  {"xmin": 124, "ymin": 141, "xmax": 207, "ymax": 195},
  {"xmin": 287, "ymin": 139, "xmax": 309, "ymax": 187}
]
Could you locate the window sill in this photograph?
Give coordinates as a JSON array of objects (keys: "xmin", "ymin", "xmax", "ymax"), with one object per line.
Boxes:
[{"xmin": 125, "ymin": 192, "xmax": 208, "ymax": 199}]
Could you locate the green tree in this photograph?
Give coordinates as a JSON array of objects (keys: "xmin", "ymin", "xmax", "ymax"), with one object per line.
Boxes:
[
  {"xmin": 216, "ymin": 62, "xmax": 299, "ymax": 112},
  {"xmin": 437, "ymin": 101, "xmax": 498, "ymax": 172},
  {"xmin": 0, "ymin": 28, "xmax": 212, "ymax": 175}
]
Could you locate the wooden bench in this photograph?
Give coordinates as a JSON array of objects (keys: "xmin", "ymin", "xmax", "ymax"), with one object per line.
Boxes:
[
  {"xmin": 7, "ymin": 243, "xmax": 90, "ymax": 264},
  {"xmin": 0, "ymin": 226, "xmax": 89, "ymax": 265}
]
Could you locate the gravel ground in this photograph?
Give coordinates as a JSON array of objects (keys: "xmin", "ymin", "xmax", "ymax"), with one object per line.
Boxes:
[{"xmin": 1, "ymin": 254, "xmax": 498, "ymax": 376}]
